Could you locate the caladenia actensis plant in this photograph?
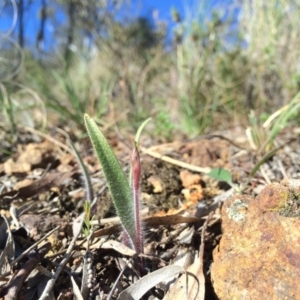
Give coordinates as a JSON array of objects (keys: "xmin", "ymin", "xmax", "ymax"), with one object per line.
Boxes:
[
  {"xmin": 129, "ymin": 143, "xmax": 143, "ymax": 254},
  {"xmin": 84, "ymin": 114, "xmax": 150, "ymax": 265}
]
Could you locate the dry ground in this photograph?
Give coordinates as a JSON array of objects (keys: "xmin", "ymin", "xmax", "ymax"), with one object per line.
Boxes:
[{"xmin": 0, "ymin": 125, "xmax": 299, "ymax": 299}]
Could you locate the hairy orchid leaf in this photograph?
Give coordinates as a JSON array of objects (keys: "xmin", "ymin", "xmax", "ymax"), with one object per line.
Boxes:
[{"xmin": 84, "ymin": 114, "xmax": 136, "ymax": 249}]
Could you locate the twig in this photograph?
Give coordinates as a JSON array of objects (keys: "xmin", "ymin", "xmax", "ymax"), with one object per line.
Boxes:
[
  {"xmin": 198, "ymin": 212, "xmax": 214, "ymax": 300},
  {"xmin": 35, "ymin": 265, "xmax": 53, "ymax": 278},
  {"xmin": 186, "ymin": 134, "xmax": 246, "ymax": 150},
  {"xmin": 140, "ymin": 147, "xmax": 211, "ymax": 174},
  {"xmin": 39, "ymin": 214, "xmax": 85, "ymax": 300},
  {"xmin": 277, "ymin": 159, "xmax": 288, "ymax": 179},
  {"xmin": 22, "ymin": 126, "xmax": 73, "ymax": 154},
  {"xmin": 11, "ymin": 226, "xmax": 60, "ymax": 268},
  {"xmin": 107, "ymin": 260, "xmax": 128, "ymax": 300},
  {"xmin": 260, "ymin": 165, "xmax": 271, "ymax": 185},
  {"xmin": 1, "ymin": 243, "xmax": 51, "ymax": 300}
]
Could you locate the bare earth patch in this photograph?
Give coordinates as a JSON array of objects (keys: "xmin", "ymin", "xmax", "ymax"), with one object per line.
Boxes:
[{"xmin": 0, "ymin": 126, "xmax": 300, "ymax": 299}]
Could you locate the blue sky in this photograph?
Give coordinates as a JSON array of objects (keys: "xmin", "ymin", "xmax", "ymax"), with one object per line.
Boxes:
[
  {"xmin": 131, "ymin": 0, "xmax": 185, "ymax": 21},
  {"xmin": 0, "ymin": 0, "xmax": 230, "ymax": 50}
]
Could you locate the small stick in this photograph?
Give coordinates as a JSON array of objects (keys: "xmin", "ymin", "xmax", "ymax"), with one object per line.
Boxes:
[
  {"xmin": 140, "ymin": 147, "xmax": 211, "ymax": 174},
  {"xmin": 39, "ymin": 214, "xmax": 85, "ymax": 300},
  {"xmin": 1, "ymin": 243, "xmax": 51, "ymax": 300},
  {"xmin": 198, "ymin": 212, "xmax": 214, "ymax": 300},
  {"xmin": 107, "ymin": 260, "xmax": 128, "ymax": 300},
  {"xmin": 22, "ymin": 126, "xmax": 73, "ymax": 153},
  {"xmin": 11, "ymin": 226, "xmax": 60, "ymax": 267}
]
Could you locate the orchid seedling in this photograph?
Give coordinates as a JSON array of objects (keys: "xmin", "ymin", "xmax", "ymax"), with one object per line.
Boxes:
[{"xmin": 84, "ymin": 114, "xmax": 151, "ymax": 255}]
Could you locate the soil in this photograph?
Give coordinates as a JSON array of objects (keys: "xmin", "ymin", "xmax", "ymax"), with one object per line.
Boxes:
[{"xmin": 0, "ymin": 125, "xmax": 299, "ymax": 299}]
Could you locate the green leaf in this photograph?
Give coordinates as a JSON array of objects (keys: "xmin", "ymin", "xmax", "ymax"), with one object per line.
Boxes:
[
  {"xmin": 67, "ymin": 134, "xmax": 94, "ymax": 204},
  {"xmin": 84, "ymin": 114, "xmax": 136, "ymax": 248},
  {"xmin": 135, "ymin": 118, "xmax": 151, "ymax": 144},
  {"xmin": 208, "ymin": 168, "xmax": 232, "ymax": 183}
]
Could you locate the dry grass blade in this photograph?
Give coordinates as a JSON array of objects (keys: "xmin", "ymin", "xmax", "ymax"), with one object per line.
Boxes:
[
  {"xmin": 22, "ymin": 126, "xmax": 73, "ymax": 154},
  {"xmin": 141, "ymin": 146, "xmax": 211, "ymax": 174}
]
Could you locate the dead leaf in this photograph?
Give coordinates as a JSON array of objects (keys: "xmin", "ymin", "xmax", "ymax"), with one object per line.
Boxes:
[
  {"xmin": 147, "ymin": 176, "xmax": 163, "ymax": 193},
  {"xmin": 93, "ymin": 224, "xmax": 121, "ymax": 238},
  {"xmin": 144, "ymin": 214, "xmax": 201, "ymax": 226},
  {"xmin": 14, "ymin": 179, "xmax": 33, "ymax": 190},
  {"xmin": 0, "ymin": 171, "xmax": 76, "ymax": 201},
  {"xmin": 18, "ymin": 143, "xmax": 43, "ymax": 165},
  {"xmin": 180, "ymin": 170, "xmax": 201, "ymax": 188},
  {"xmin": 57, "ymin": 163, "xmax": 74, "ymax": 173},
  {"xmin": 181, "ymin": 184, "xmax": 204, "ymax": 203},
  {"xmin": 0, "ymin": 216, "xmax": 15, "ymax": 274},
  {"xmin": 118, "ymin": 265, "xmax": 184, "ymax": 300},
  {"xmin": 60, "ymin": 153, "xmax": 75, "ymax": 165},
  {"xmin": 4, "ymin": 158, "xmax": 31, "ymax": 174},
  {"xmin": 101, "ymin": 240, "xmax": 136, "ymax": 256},
  {"xmin": 3, "ymin": 142, "xmax": 56, "ymax": 175},
  {"xmin": 91, "ymin": 214, "xmax": 201, "ymax": 241},
  {"xmin": 163, "ymin": 213, "xmax": 213, "ymax": 300},
  {"xmin": 163, "ymin": 259, "xmax": 204, "ymax": 300},
  {"xmin": 175, "ymin": 226, "xmax": 195, "ymax": 244}
]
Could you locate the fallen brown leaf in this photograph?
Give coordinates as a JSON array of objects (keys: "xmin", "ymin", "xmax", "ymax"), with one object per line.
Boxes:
[
  {"xmin": 163, "ymin": 213, "xmax": 213, "ymax": 300},
  {"xmin": 0, "ymin": 171, "xmax": 76, "ymax": 201},
  {"xmin": 144, "ymin": 214, "xmax": 201, "ymax": 226},
  {"xmin": 147, "ymin": 175, "xmax": 163, "ymax": 193},
  {"xmin": 180, "ymin": 170, "xmax": 201, "ymax": 188}
]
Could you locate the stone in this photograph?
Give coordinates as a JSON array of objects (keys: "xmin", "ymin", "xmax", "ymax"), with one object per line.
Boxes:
[{"xmin": 211, "ymin": 182, "xmax": 300, "ymax": 300}]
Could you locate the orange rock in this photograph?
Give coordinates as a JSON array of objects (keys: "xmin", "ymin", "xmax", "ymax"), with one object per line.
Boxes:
[
  {"xmin": 256, "ymin": 183, "xmax": 289, "ymax": 212},
  {"xmin": 211, "ymin": 183, "xmax": 300, "ymax": 299}
]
